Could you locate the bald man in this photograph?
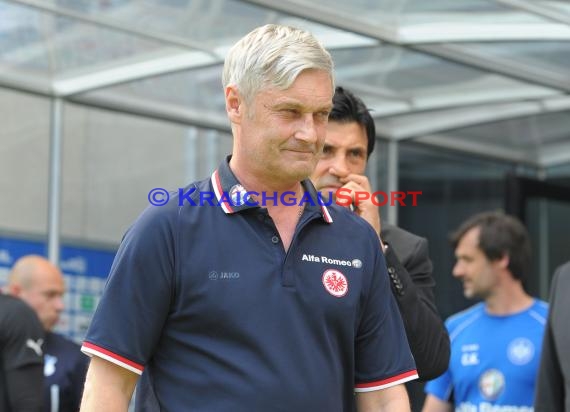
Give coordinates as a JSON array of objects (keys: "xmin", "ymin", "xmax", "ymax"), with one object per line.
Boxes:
[{"xmin": 8, "ymin": 255, "xmax": 88, "ymax": 412}]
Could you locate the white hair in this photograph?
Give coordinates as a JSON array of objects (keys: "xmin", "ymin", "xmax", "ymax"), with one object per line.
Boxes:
[{"xmin": 222, "ymin": 24, "xmax": 334, "ymax": 103}]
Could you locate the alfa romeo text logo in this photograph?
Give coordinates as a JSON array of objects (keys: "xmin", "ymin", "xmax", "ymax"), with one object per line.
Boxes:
[{"xmin": 322, "ymin": 269, "xmax": 348, "ymax": 297}]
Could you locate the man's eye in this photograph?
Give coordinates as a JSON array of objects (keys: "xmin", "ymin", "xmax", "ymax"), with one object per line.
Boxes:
[{"xmin": 349, "ymin": 150, "xmax": 365, "ymax": 158}]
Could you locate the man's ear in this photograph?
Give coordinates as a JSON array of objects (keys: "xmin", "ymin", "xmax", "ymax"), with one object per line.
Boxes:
[
  {"xmin": 7, "ymin": 283, "xmax": 22, "ymax": 296},
  {"xmin": 225, "ymin": 85, "xmax": 242, "ymax": 124},
  {"xmin": 497, "ymin": 253, "xmax": 510, "ymax": 270}
]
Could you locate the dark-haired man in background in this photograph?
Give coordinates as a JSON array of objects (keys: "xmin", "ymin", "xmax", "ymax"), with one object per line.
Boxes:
[
  {"xmin": 311, "ymin": 86, "xmax": 450, "ymax": 408},
  {"xmin": 423, "ymin": 211, "xmax": 548, "ymax": 412}
]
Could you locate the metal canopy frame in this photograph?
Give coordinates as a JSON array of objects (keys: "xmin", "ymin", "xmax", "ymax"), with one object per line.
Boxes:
[
  {"xmin": 1, "ymin": 0, "xmax": 567, "ymax": 166},
  {"xmin": 0, "ymin": 1, "xmax": 565, "ymax": 125},
  {"xmin": 2, "ymin": 0, "xmax": 570, "ymax": 259}
]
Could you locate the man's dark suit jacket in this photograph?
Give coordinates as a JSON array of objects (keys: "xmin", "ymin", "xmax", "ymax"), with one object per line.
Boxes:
[
  {"xmin": 534, "ymin": 261, "xmax": 570, "ymax": 412},
  {"xmin": 382, "ymin": 224, "xmax": 450, "ymax": 381}
]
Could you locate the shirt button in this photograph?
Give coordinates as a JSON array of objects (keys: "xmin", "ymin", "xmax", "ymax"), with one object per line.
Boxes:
[{"xmin": 271, "ymin": 235, "xmax": 280, "ymax": 244}]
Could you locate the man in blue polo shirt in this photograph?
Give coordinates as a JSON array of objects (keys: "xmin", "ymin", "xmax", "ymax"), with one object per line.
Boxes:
[
  {"xmin": 422, "ymin": 212, "xmax": 548, "ymax": 412},
  {"xmin": 80, "ymin": 24, "xmax": 417, "ymax": 412}
]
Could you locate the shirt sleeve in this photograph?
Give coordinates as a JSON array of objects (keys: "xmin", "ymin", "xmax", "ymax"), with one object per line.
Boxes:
[
  {"xmin": 5, "ymin": 364, "xmax": 44, "ymax": 412},
  {"xmin": 424, "ymin": 314, "xmax": 454, "ymax": 401},
  {"xmin": 384, "ymin": 236, "xmax": 450, "ymax": 381},
  {"xmin": 2, "ymin": 298, "xmax": 45, "ymax": 371},
  {"xmin": 354, "ymin": 233, "xmax": 418, "ymax": 392},
  {"xmin": 424, "ymin": 366, "xmax": 454, "ymax": 401},
  {"xmin": 1, "ymin": 297, "xmax": 45, "ymax": 411},
  {"xmin": 81, "ymin": 204, "xmax": 177, "ymax": 374}
]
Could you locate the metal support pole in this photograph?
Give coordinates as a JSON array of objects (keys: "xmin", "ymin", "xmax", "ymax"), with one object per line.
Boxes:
[
  {"xmin": 47, "ymin": 97, "xmax": 63, "ymax": 264},
  {"xmin": 386, "ymin": 140, "xmax": 399, "ymax": 225},
  {"xmin": 538, "ymin": 198, "xmax": 549, "ymax": 299},
  {"xmin": 185, "ymin": 127, "xmax": 198, "ymax": 183}
]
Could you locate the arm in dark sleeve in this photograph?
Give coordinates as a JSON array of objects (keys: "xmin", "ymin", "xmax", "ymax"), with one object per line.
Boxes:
[
  {"xmin": 384, "ymin": 237, "xmax": 450, "ymax": 381},
  {"xmin": 1, "ymin": 297, "xmax": 45, "ymax": 411},
  {"xmin": 5, "ymin": 364, "xmax": 44, "ymax": 412},
  {"xmin": 534, "ymin": 271, "xmax": 564, "ymax": 412}
]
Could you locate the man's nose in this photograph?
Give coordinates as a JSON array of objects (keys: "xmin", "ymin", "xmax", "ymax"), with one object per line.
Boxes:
[
  {"xmin": 329, "ymin": 155, "xmax": 350, "ymax": 177},
  {"xmin": 54, "ymin": 296, "xmax": 64, "ymax": 311},
  {"xmin": 452, "ymin": 262, "xmax": 463, "ymax": 278},
  {"xmin": 296, "ymin": 113, "xmax": 318, "ymax": 143}
]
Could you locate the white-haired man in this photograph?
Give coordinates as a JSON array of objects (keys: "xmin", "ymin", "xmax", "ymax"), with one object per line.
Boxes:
[{"xmin": 80, "ymin": 24, "xmax": 417, "ymax": 412}]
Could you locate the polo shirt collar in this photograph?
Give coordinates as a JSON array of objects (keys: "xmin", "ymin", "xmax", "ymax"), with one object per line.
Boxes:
[{"xmin": 211, "ymin": 157, "xmax": 333, "ymax": 223}]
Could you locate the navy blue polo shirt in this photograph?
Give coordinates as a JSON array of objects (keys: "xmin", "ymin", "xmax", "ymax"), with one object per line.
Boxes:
[{"xmin": 82, "ymin": 159, "xmax": 417, "ymax": 411}]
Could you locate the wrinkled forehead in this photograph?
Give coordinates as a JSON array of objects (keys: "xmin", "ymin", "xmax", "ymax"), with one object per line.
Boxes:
[{"xmin": 256, "ymin": 70, "xmax": 333, "ymax": 109}]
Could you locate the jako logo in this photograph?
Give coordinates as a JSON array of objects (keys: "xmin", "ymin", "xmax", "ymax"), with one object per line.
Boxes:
[
  {"xmin": 220, "ymin": 272, "xmax": 240, "ymax": 279},
  {"xmin": 209, "ymin": 271, "xmax": 240, "ymax": 280}
]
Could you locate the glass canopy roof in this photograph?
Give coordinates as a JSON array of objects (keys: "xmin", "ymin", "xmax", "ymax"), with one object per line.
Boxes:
[{"xmin": 1, "ymin": 0, "xmax": 569, "ymax": 168}]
